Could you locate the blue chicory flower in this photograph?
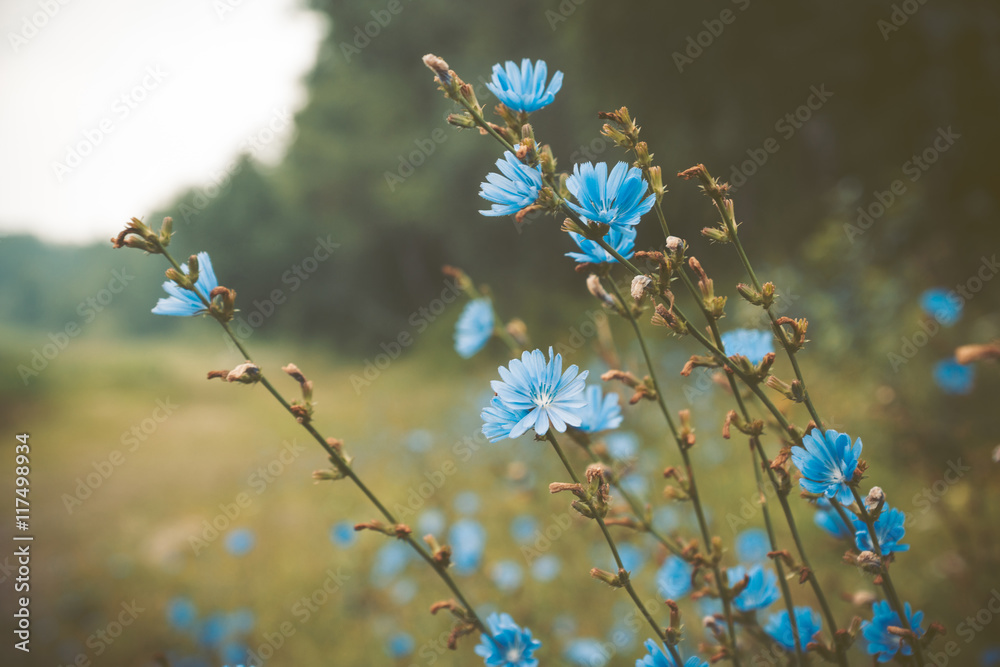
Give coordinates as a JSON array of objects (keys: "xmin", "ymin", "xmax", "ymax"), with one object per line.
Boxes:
[
  {"xmin": 635, "ymin": 639, "xmax": 708, "ymax": 667},
  {"xmin": 475, "ymin": 612, "xmax": 542, "ymax": 667},
  {"xmin": 656, "ymin": 556, "xmax": 692, "ymax": 600},
  {"xmin": 530, "ymin": 555, "xmax": 561, "ymax": 582},
  {"xmin": 933, "ymin": 359, "xmax": 975, "ymax": 395},
  {"xmin": 728, "ymin": 564, "xmax": 780, "ymax": 612},
  {"xmin": 455, "ymin": 298, "xmax": 495, "ymax": 358},
  {"xmin": 791, "ymin": 429, "xmax": 862, "ymax": 506},
  {"xmin": 486, "ymin": 59, "xmax": 563, "ymax": 113},
  {"xmin": 386, "ymin": 632, "xmax": 415, "ymax": 658},
  {"xmin": 224, "ymin": 528, "xmax": 255, "ymax": 557},
  {"xmin": 491, "ymin": 560, "xmax": 525, "ymax": 592},
  {"xmin": 764, "ymin": 607, "xmax": 822, "ymax": 651},
  {"xmin": 166, "ymin": 597, "xmax": 198, "ymax": 631},
  {"xmin": 606, "ymin": 432, "xmax": 639, "ymax": 460},
  {"xmin": 371, "ymin": 541, "xmax": 411, "ymax": 586},
  {"xmin": 565, "ymin": 162, "xmax": 655, "ymax": 230},
  {"xmin": 479, "ymin": 151, "xmax": 544, "ymax": 217},
  {"xmin": 853, "ymin": 505, "xmax": 910, "ymax": 555},
  {"xmin": 454, "ymin": 490, "xmax": 481, "ymax": 515},
  {"xmin": 510, "ymin": 515, "xmax": 539, "ymax": 543},
  {"xmin": 735, "ymin": 529, "xmax": 770, "ymax": 563},
  {"xmin": 920, "ymin": 288, "xmax": 963, "ymax": 326},
  {"xmin": 613, "ymin": 542, "xmax": 646, "ymax": 575},
  {"xmin": 813, "ymin": 497, "xmax": 854, "ymax": 540},
  {"xmin": 720, "ymin": 328, "xmax": 774, "ymax": 365},
  {"xmin": 485, "ymin": 347, "xmax": 589, "ymax": 440},
  {"xmin": 863, "ymin": 600, "xmax": 925, "ymax": 663},
  {"xmin": 449, "ymin": 518, "xmax": 486, "ymax": 575},
  {"xmin": 152, "ymin": 251, "xmax": 218, "ymax": 316},
  {"xmin": 566, "ymin": 226, "xmax": 637, "ymax": 264},
  {"xmin": 577, "ymin": 384, "xmax": 624, "ymax": 433},
  {"xmin": 565, "ymin": 638, "xmax": 609, "ymax": 666},
  {"xmin": 482, "ymin": 396, "xmax": 527, "ymax": 443},
  {"xmin": 330, "ymin": 521, "xmax": 357, "ymax": 548}
]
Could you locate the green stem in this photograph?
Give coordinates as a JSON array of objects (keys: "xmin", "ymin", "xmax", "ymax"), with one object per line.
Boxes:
[
  {"xmin": 700, "ymin": 168, "xmax": 826, "ymax": 432},
  {"xmin": 603, "ymin": 277, "xmax": 742, "ymax": 666},
  {"xmin": 157, "ymin": 246, "xmax": 492, "ymax": 638},
  {"xmin": 580, "ymin": 440, "xmax": 685, "ymax": 558},
  {"xmin": 674, "ymin": 266, "xmax": 847, "ymax": 666},
  {"xmin": 546, "ymin": 432, "xmax": 685, "ymax": 666}
]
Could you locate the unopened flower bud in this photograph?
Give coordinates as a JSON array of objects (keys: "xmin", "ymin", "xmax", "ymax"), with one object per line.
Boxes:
[
  {"xmin": 447, "ymin": 112, "xmax": 476, "ymax": 128},
  {"xmin": 590, "ymin": 567, "xmax": 625, "ymax": 588},
  {"xmin": 587, "ymin": 274, "xmax": 616, "ymax": 308},
  {"xmin": 185, "ymin": 254, "xmax": 200, "ymax": 286},
  {"xmin": 505, "ymin": 318, "xmax": 529, "ymax": 347},
  {"xmin": 856, "ymin": 550, "xmax": 882, "ymax": 573},
  {"xmin": 955, "ymin": 342, "xmax": 1000, "ymax": 364},
  {"xmin": 701, "ymin": 226, "xmax": 731, "ymax": 243},
  {"xmin": 226, "ymin": 361, "xmax": 261, "ymax": 384},
  {"xmin": 631, "ymin": 275, "xmax": 652, "ymax": 302},
  {"xmin": 422, "ymin": 53, "xmax": 451, "ymax": 84},
  {"xmin": 665, "ymin": 236, "xmax": 683, "ymax": 252},
  {"xmin": 865, "ymin": 486, "xmax": 885, "ymax": 515}
]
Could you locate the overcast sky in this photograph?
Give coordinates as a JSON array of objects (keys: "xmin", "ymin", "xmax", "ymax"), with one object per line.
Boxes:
[{"xmin": 0, "ymin": 0, "xmax": 325, "ymax": 245}]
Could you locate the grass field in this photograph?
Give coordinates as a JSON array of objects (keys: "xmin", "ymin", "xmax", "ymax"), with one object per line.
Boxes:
[{"xmin": 2, "ymin": 309, "xmax": 998, "ymax": 666}]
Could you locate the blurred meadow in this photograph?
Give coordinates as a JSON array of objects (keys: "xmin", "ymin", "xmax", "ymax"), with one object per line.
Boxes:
[{"xmin": 2, "ymin": 0, "xmax": 1000, "ymax": 666}]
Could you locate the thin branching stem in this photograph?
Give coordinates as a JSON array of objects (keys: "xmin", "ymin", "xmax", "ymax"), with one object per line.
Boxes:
[
  {"xmin": 546, "ymin": 432, "xmax": 686, "ymax": 667},
  {"xmin": 156, "ymin": 245, "xmax": 493, "ymax": 640}
]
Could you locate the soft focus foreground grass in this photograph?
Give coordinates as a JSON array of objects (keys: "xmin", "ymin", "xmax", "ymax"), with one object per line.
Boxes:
[{"xmin": 1, "ymin": 317, "xmax": 997, "ymax": 666}]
